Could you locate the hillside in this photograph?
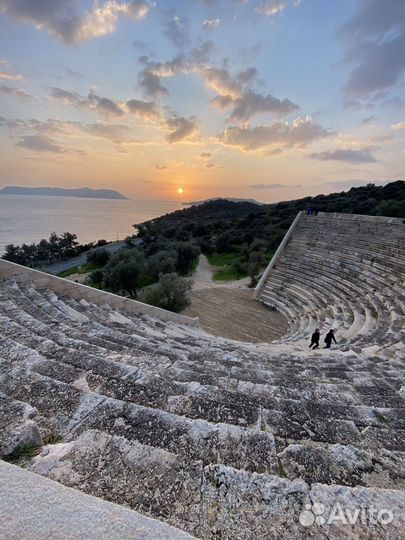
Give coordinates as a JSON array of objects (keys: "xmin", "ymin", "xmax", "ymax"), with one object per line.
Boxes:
[
  {"xmin": 135, "ymin": 180, "xmax": 405, "ymax": 248},
  {"xmin": 137, "ymin": 181, "xmax": 405, "ymax": 255},
  {"xmin": 182, "ymin": 197, "xmax": 263, "ymax": 206}
]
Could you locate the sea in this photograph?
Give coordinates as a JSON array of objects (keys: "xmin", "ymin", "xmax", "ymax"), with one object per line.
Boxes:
[{"xmin": 0, "ymin": 195, "xmax": 183, "ymax": 255}]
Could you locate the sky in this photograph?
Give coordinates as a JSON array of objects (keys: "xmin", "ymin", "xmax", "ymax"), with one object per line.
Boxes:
[{"xmin": 0, "ymin": 0, "xmax": 404, "ymax": 202}]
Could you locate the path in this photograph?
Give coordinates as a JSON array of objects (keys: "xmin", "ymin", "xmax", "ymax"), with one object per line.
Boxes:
[
  {"xmin": 183, "ymin": 255, "xmax": 287, "ymax": 342},
  {"xmin": 191, "ymin": 254, "xmax": 250, "ymax": 291}
]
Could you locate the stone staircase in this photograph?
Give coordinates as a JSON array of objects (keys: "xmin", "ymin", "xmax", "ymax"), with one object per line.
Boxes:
[
  {"xmin": 255, "ymin": 213, "xmax": 405, "ymax": 358},
  {"xmin": 0, "ymin": 212, "xmax": 405, "ymax": 539}
]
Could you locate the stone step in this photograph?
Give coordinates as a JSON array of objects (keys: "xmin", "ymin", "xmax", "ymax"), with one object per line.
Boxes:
[{"xmin": 26, "ymin": 428, "xmax": 405, "ymax": 540}]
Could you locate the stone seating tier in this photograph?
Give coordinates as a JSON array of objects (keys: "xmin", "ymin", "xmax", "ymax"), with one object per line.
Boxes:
[
  {"xmin": 256, "ymin": 213, "xmax": 405, "ymax": 353},
  {"xmin": 1, "ymin": 211, "xmax": 405, "ymax": 540}
]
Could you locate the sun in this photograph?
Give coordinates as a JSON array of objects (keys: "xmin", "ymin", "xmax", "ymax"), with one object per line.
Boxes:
[{"xmin": 177, "ymin": 187, "xmax": 184, "ymax": 195}]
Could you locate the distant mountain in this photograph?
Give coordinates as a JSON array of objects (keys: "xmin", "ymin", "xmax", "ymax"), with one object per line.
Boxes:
[
  {"xmin": 183, "ymin": 197, "xmax": 263, "ymax": 206},
  {"xmin": 0, "ymin": 186, "xmax": 128, "ymax": 200}
]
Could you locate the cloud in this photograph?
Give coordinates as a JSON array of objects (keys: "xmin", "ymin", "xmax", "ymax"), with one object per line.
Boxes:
[
  {"xmin": 137, "ymin": 56, "xmax": 176, "ymax": 98},
  {"xmin": 50, "ymin": 87, "xmax": 88, "ymax": 107},
  {"xmin": 342, "ymin": 35, "xmax": 404, "ymax": 98},
  {"xmin": 16, "ymin": 134, "xmax": 63, "ymax": 153},
  {"xmin": 0, "ymin": 114, "xmax": 139, "ymax": 146},
  {"xmin": 213, "ymin": 89, "xmax": 299, "ymax": 122},
  {"xmin": 203, "ymin": 65, "xmax": 298, "ymax": 121},
  {"xmin": 250, "ymin": 183, "xmax": 302, "ymax": 189},
  {"xmin": 203, "ymin": 18, "xmax": 220, "ymax": 30},
  {"xmin": 163, "ymin": 15, "xmax": 190, "ymax": 49},
  {"xmin": 360, "ymin": 115, "xmax": 375, "ymax": 126},
  {"xmin": 136, "ymin": 48, "xmax": 297, "ymax": 123},
  {"xmin": 203, "ymin": 66, "xmax": 255, "ymax": 99},
  {"xmin": 200, "ymin": 151, "xmax": 212, "ymax": 158},
  {"xmin": 66, "ymin": 68, "xmax": 84, "ymax": 79},
  {"xmin": 155, "ymin": 164, "xmax": 168, "ymax": 170},
  {"xmin": 0, "ymin": 0, "xmax": 153, "ymax": 44},
  {"xmin": 0, "ymin": 70, "xmax": 23, "ymax": 81},
  {"xmin": 165, "ymin": 116, "xmax": 198, "ymax": 143},
  {"xmin": 0, "ymin": 84, "xmax": 31, "ymax": 98},
  {"xmin": 0, "ymin": 116, "xmax": 76, "ymax": 134},
  {"xmin": 308, "ymin": 148, "xmax": 377, "ymax": 164},
  {"xmin": 337, "ymin": 0, "xmax": 404, "ymax": 101},
  {"xmin": 218, "ymin": 116, "xmax": 334, "ymax": 152},
  {"xmin": 51, "ymin": 87, "xmax": 124, "ymax": 118},
  {"xmin": 126, "ymin": 98, "xmax": 160, "ymax": 120},
  {"xmin": 88, "ymin": 91, "xmax": 124, "ymax": 118},
  {"xmin": 256, "ymin": 1, "xmax": 287, "ymax": 18},
  {"xmin": 205, "ymin": 161, "xmax": 222, "ymax": 169},
  {"xmin": 83, "ymin": 122, "xmax": 131, "ymax": 143},
  {"xmin": 391, "ymin": 121, "xmax": 405, "ymax": 131}
]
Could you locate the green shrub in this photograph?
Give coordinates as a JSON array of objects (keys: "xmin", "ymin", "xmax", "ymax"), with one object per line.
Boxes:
[
  {"xmin": 139, "ymin": 273, "xmax": 192, "ymax": 312},
  {"xmin": 87, "ymin": 248, "xmax": 110, "ymax": 267}
]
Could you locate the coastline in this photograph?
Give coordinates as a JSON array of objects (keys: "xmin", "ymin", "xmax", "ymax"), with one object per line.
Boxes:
[{"xmin": 0, "ymin": 196, "xmax": 184, "ymax": 255}]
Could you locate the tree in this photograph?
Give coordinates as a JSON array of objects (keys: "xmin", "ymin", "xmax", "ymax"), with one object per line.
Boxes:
[
  {"xmin": 96, "ymin": 239, "xmax": 108, "ymax": 247},
  {"xmin": 102, "ymin": 249, "xmax": 145, "ymax": 296},
  {"xmin": 140, "ymin": 273, "xmax": 192, "ymax": 312},
  {"xmin": 376, "ymin": 200, "xmax": 405, "ymax": 218},
  {"xmin": 176, "ymin": 241, "xmax": 201, "ymax": 275},
  {"xmin": 248, "ymin": 250, "xmax": 267, "ymax": 286},
  {"xmin": 59, "ymin": 232, "xmax": 78, "ymax": 258},
  {"xmin": 3, "ymin": 244, "xmax": 24, "ymax": 264},
  {"xmin": 87, "ymin": 248, "xmax": 110, "ymax": 267},
  {"xmin": 146, "ymin": 250, "xmax": 177, "ymax": 282},
  {"xmin": 124, "ymin": 235, "xmax": 137, "ymax": 247},
  {"xmin": 89, "ymin": 269, "xmax": 104, "ymax": 286}
]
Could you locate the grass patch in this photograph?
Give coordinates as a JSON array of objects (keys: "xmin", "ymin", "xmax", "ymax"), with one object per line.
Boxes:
[
  {"xmin": 207, "ymin": 252, "xmax": 248, "ymax": 282},
  {"xmin": 43, "ymin": 433, "xmax": 63, "ymax": 445},
  {"xmin": 58, "ymin": 262, "xmax": 100, "ymax": 278},
  {"xmin": 373, "ymin": 410, "xmax": 387, "ymax": 423},
  {"xmin": 207, "ymin": 252, "xmax": 239, "ymax": 267},
  {"xmin": 3, "ymin": 444, "xmax": 41, "ymax": 464},
  {"xmin": 213, "ymin": 266, "xmax": 247, "ymax": 281}
]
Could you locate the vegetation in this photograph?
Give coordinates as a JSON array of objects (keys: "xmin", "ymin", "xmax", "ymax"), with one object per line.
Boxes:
[
  {"xmin": 139, "ymin": 273, "xmax": 193, "ymax": 312},
  {"xmin": 2, "ymin": 232, "xmax": 110, "ymax": 268},
  {"xmin": 2, "ymin": 181, "xmax": 403, "ymax": 311},
  {"xmin": 57, "ymin": 262, "xmax": 100, "ymax": 278},
  {"xmin": 3, "ymin": 444, "xmax": 41, "ymax": 464},
  {"xmin": 207, "ymin": 252, "xmax": 248, "ymax": 281},
  {"xmin": 42, "ymin": 433, "xmax": 63, "ymax": 445},
  {"xmin": 102, "ymin": 249, "xmax": 145, "ymax": 296},
  {"xmin": 136, "ymin": 181, "xmax": 405, "ymax": 284},
  {"xmin": 87, "ymin": 248, "xmax": 110, "ymax": 267},
  {"xmin": 84, "ymin": 239, "xmax": 200, "ymax": 305}
]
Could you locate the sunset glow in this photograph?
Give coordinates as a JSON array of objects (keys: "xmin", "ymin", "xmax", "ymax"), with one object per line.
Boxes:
[
  {"xmin": 178, "ymin": 188, "xmax": 184, "ymax": 195},
  {"xmin": 0, "ymin": 1, "xmax": 403, "ymax": 202}
]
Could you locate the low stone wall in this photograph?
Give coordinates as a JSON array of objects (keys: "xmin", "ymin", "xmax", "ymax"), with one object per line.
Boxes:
[
  {"xmin": 0, "ymin": 461, "xmax": 197, "ymax": 540},
  {"xmin": 0, "ymin": 259, "xmax": 199, "ymax": 327},
  {"xmin": 253, "ymin": 210, "xmax": 303, "ymax": 299}
]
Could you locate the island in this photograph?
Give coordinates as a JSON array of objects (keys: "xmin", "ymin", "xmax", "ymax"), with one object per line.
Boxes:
[
  {"xmin": 183, "ymin": 197, "xmax": 263, "ymax": 206},
  {"xmin": 0, "ymin": 186, "xmax": 128, "ymax": 200}
]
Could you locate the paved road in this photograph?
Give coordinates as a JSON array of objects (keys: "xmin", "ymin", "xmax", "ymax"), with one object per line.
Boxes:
[{"xmin": 44, "ymin": 240, "xmax": 140, "ymax": 275}]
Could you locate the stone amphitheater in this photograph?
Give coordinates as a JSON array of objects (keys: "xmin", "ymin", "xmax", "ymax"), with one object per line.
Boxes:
[{"xmin": 1, "ymin": 211, "xmax": 404, "ymax": 540}]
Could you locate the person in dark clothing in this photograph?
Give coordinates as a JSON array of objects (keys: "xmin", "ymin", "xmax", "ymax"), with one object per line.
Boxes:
[
  {"xmin": 309, "ymin": 328, "xmax": 320, "ymax": 349},
  {"xmin": 324, "ymin": 329, "xmax": 337, "ymax": 348}
]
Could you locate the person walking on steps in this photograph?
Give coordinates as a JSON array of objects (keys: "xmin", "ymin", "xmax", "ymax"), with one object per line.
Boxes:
[
  {"xmin": 324, "ymin": 329, "xmax": 337, "ymax": 349},
  {"xmin": 309, "ymin": 328, "xmax": 320, "ymax": 349}
]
